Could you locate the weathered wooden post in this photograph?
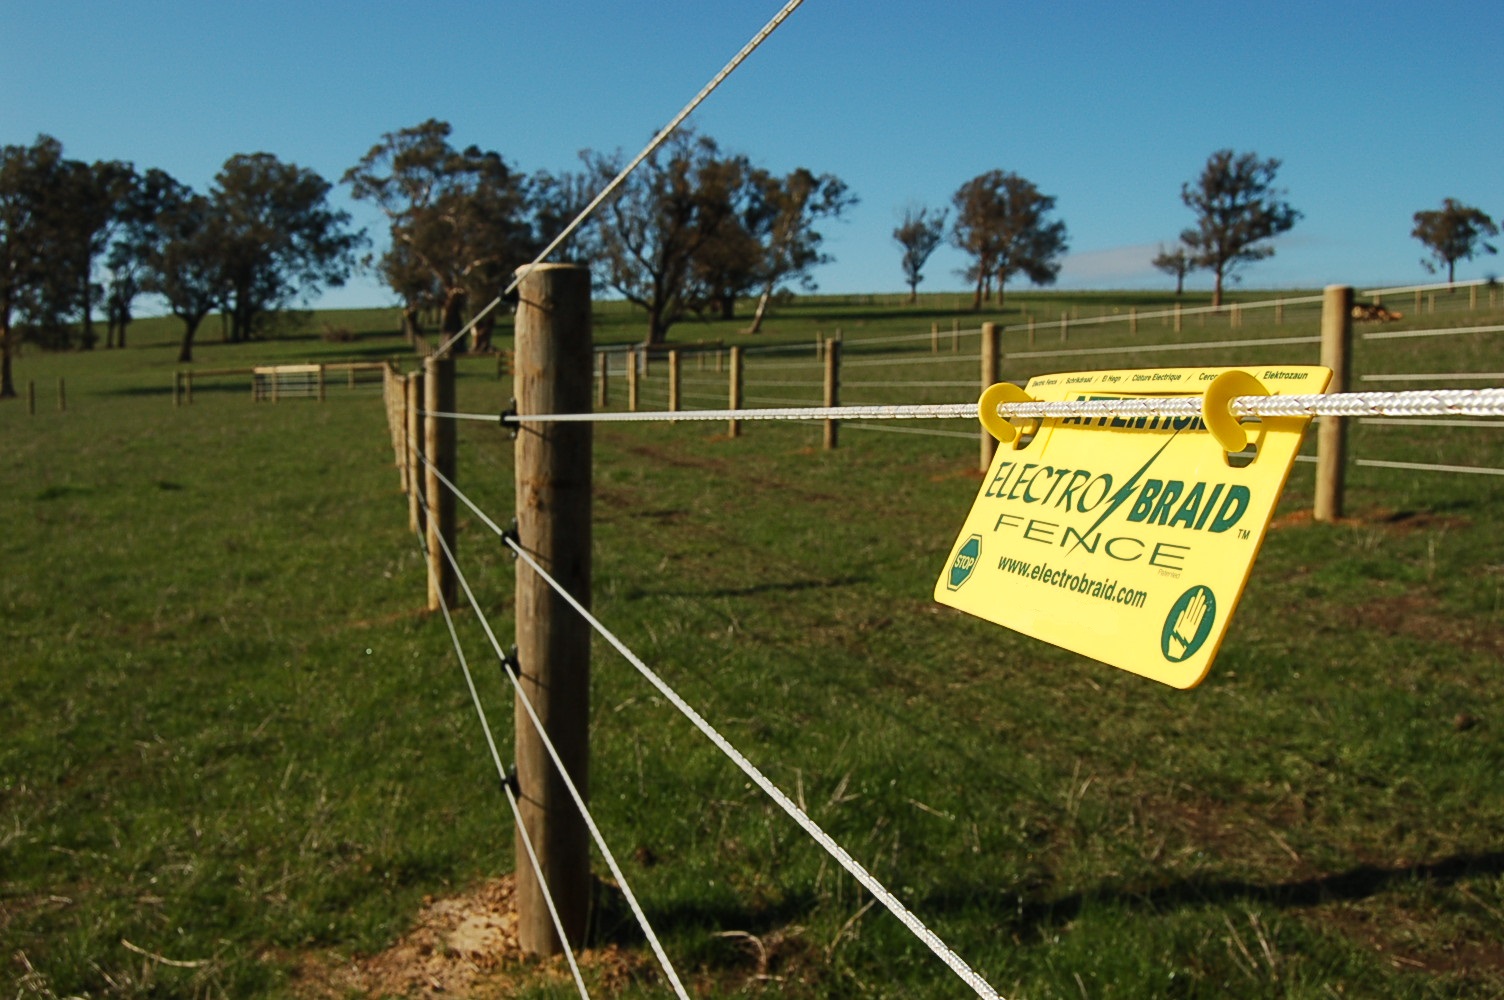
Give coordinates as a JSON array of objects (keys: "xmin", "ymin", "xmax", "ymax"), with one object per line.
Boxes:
[
  {"xmin": 406, "ymin": 372, "xmax": 424, "ymax": 536},
  {"xmin": 980, "ymin": 322, "xmax": 1001, "ymax": 472},
  {"xmin": 597, "ymin": 351, "xmax": 609, "ymax": 409},
  {"xmin": 513, "ymin": 263, "xmax": 592, "ymax": 957},
  {"xmin": 1059, "ymin": 312, "xmax": 1069, "ymax": 343},
  {"xmin": 627, "ymin": 346, "xmax": 640, "ymax": 411},
  {"xmin": 931, "ymin": 321, "xmax": 939, "ymax": 354},
  {"xmin": 668, "ymin": 348, "xmax": 682, "ymax": 415},
  {"xmin": 424, "ymin": 354, "xmax": 456, "ymax": 610},
  {"xmin": 728, "ymin": 345, "xmax": 744, "ymax": 439},
  {"xmin": 1129, "ymin": 307, "xmax": 1138, "ymax": 335},
  {"xmin": 1174, "ymin": 303, "xmax": 1183, "ymax": 332},
  {"xmin": 823, "ymin": 337, "xmax": 840, "ymax": 450},
  {"xmin": 1314, "ymin": 285, "xmax": 1353, "ymax": 523}
]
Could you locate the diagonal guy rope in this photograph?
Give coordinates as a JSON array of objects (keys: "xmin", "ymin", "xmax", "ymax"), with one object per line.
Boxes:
[{"xmin": 434, "ymin": 0, "xmax": 806, "ymax": 358}]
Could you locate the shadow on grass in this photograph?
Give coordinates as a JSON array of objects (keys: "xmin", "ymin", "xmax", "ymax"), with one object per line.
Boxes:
[{"xmin": 972, "ymin": 849, "xmax": 1504, "ymax": 939}]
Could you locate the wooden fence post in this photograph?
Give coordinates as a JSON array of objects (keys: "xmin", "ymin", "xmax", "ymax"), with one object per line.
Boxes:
[
  {"xmin": 406, "ymin": 372, "xmax": 424, "ymax": 537},
  {"xmin": 931, "ymin": 321, "xmax": 939, "ymax": 354},
  {"xmin": 513, "ymin": 263, "xmax": 593, "ymax": 958},
  {"xmin": 317, "ymin": 364, "xmax": 326, "ymax": 403},
  {"xmin": 980, "ymin": 322, "xmax": 1001, "ymax": 472},
  {"xmin": 424, "ymin": 355, "xmax": 456, "ymax": 610},
  {"xmin": 729, "ymin": 345, "xmax": 744, "ymax": 438},
  {"xmin": 668, "ymin": 348, "xmax": 681, "ymax": 415},
  {"xmin": 1129, "ymin": 307, "xmax": 1138, "ymax": 335},
  {"xmin": 823, "ymin": 337, "xmax": 840, "ymax": 450},
  {"xmin": 627, "ymin": 346, "xmax": 639, "ymax": 412},
  {"xmin": 597, "ymin": 351, "xmax": 609, "ymax": 409},
  {"xmin": 1314, "ymin": 284, "xmax": 1353, "ymax": 523}
]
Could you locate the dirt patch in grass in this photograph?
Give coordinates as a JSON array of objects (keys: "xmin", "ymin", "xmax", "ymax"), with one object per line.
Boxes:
[
  {"xmin": 289, "ymin": 875, "xmax": 647, "ymax": 999},
  {"xmin": 1352, "ymin": 592, "xmax": 1504, "ymax": 659}
]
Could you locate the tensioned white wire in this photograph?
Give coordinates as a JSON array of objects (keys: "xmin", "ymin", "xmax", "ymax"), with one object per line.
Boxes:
[
  {"xmin": 423, "ymin": 454, "xmax": 1003, "ymax": 994},
  {"xmin": 482, "ymin": 388, "xmax": 1504, "ymax": 425},
  {"xmin": 418, "ymin": 464, "xmax": 694, "ymax": 1000},
  {"xmin": 434, "ymin": 0, "xmax": 805, "ymax": 358},
  {"xmin": 482, "ymin": 532, "xmax": 1004, "ymax": 1000},
  {"xmin": 414, "ymin": 505, "xmax": 592, "ymax": 1000}
]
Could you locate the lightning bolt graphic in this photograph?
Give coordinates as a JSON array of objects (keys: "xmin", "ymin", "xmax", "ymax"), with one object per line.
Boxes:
[{"xmin": 1065, "ymin": 426, "xmax": 1183, "ymax": 556}]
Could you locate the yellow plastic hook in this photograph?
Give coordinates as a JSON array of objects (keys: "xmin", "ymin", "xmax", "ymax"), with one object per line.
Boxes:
[
  {"xmin": 1201, "ymin": 369, "xmax": 1268, "ymax": 454},
  {"xmin": 978, "ymin": 382, "xmax": 1035, "ymax": 444}
]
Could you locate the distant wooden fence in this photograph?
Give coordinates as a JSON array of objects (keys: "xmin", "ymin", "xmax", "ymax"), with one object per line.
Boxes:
[{"xmin": 172, "ymin": 362, "xmax": 389, "ymax": 406}]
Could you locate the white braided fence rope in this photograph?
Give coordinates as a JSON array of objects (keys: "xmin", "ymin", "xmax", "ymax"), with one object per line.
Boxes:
[{"xmin": 465, "ymin": 388, "xmax": 1504, "ymax": 425}]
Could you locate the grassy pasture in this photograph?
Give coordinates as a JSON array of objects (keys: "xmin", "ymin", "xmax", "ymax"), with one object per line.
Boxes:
[{"xmin": 2, "ymin": 290, "xmax": 1503, "ymax": 998}]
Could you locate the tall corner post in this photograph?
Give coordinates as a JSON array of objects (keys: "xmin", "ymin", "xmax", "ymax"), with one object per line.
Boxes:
[
  {"xmin": 513, "ymin": 263, "xmax": 593, "ymax": 957},
  {"xmin": 424, "ymin": 355, "xmax": 456, "ymax": 610},
  {"xmin": 980, "ymin": 321, "xmax": 1001, "ymax": 472},
  {"xmin": 1314, "ymin": 284, "xmax": 1353, "ymax": 523}
]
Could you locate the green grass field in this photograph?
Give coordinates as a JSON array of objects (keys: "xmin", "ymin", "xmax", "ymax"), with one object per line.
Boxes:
[{"xmin": 3, "ymin": 289, "xmax": 1503, "ymax": 999}]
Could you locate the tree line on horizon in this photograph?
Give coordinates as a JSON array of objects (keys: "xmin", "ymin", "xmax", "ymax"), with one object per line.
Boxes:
[{"xmin": 2, "ymin": 128, "xmax": 1498, "ymax": 400}]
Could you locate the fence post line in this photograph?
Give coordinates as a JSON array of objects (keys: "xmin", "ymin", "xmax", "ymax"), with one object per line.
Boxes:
[
  {"xmin": 513, "ymin": 262, "xmax": 593, "ymax": 957},
  {"xmin": 406, "ymin": 372, "xmax": 424, "ymax": 537},
  {"xmin": 931, "ymin": 321, "xmax": 939, "ymax": 354},
  {"xmin": 1129, "ymin": 307, "xmax": 1138, "ymax": 335},
  {"xmin": 1059, "ymin": 312, "xmax": 1069, "ymax": 343},
  {"xmin": 627, "ymin": 346, "xmax": 640, "ymax": 411},
  {"xmin": 823, "ymin": 337, "xmax": 840, "ymax": 450},
  {"xmin": 728, "ymin": 345, "xmax": 744, "ymax": 438},
  {"xmin": 424, "ymin": 355, "xmax": 457, "ymax": 611},
  {"xmin": 980, "ymin": 321, "xmax": 1001, "ymax": 472},
  {"xmin": 1314, "ymin": 284, "xmax": 1353, "ymax": 523},
  {"xmin": 597, "ymin": 350, "xmax": 609, "ymax": 409}
]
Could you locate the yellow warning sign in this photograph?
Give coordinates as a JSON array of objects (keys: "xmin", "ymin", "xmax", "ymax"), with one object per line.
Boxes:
[{"xmin": 935, "ymin": 366, "xmax": 1331, "ymax": 688}]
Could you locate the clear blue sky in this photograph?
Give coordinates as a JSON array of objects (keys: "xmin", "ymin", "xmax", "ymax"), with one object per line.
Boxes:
[{"xmin": 4, "ymin": 1, "xmax": 1500, "ymax": 310}]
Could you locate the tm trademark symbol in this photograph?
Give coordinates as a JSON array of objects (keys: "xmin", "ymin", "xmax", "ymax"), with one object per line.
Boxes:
[{"xmin": 1238, "ymin": 529, "xmax": 1252, "ymax": 540}]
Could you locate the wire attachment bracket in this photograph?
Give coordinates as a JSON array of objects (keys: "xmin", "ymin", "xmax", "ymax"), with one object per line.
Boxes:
[{"xmin": 500, "ymin": 399, "xmax": 518, "ymax": 438}]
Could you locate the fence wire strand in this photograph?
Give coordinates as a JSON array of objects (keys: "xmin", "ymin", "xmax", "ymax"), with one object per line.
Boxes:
[
  {"xmin": 434, "ymin": 0, "xmax": 805, "ymax": 358},
  {"xmin": 414, "ymin": 503, "xmax": 592, "ymax": 1000},
  {"xmin": 418, "ymin": 463, "xmax": 694, "ymax": 1000},
  {"xmin": 499, "ymin": 531, "xmax": 1004, "ymax": 999}
]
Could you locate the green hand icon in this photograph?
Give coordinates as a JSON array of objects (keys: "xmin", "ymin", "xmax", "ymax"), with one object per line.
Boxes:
[{"xmin": 1167, "ymin": 588, "xmax": 1208, "ymax": 660}]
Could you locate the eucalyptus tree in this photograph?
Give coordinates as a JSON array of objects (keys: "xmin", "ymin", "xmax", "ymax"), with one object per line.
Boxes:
[
  {"xmin": 893, "ymin": 204, "xmax": 947, "ymax": 304},
  {"xmin": 951, "ymin": 170, "xmax": 1068, "ymax": 310},
  {"xmin": 580, "ymin": 130, "xmax": 747, "ymax": 345},
  {"xmin": 1412, "ymin": 199, "xmax": 1497, "ymax": 285},
  {"xmin": 1179, "ymin": 150, "xmax": 1300, "ymax": 307},
  {"xmin": 212, "ymin": 153, "xmax": 363, "ymax": 341},
  {"xmin": 345, "ymin": 119, "xmax": 535, "ymax": 352}
]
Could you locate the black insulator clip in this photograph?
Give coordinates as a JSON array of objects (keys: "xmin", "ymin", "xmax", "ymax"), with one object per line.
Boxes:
[
  {"xmin": 499, "ymin": 399, "xmax": 518, "ymax": 439},
  {"xmin": 501, "ymin": 519, "xmax": 520, "ymax": 556},
  {"xmin": 503, "ymin": 766, "xmax": 520, "ymax": 797}
]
